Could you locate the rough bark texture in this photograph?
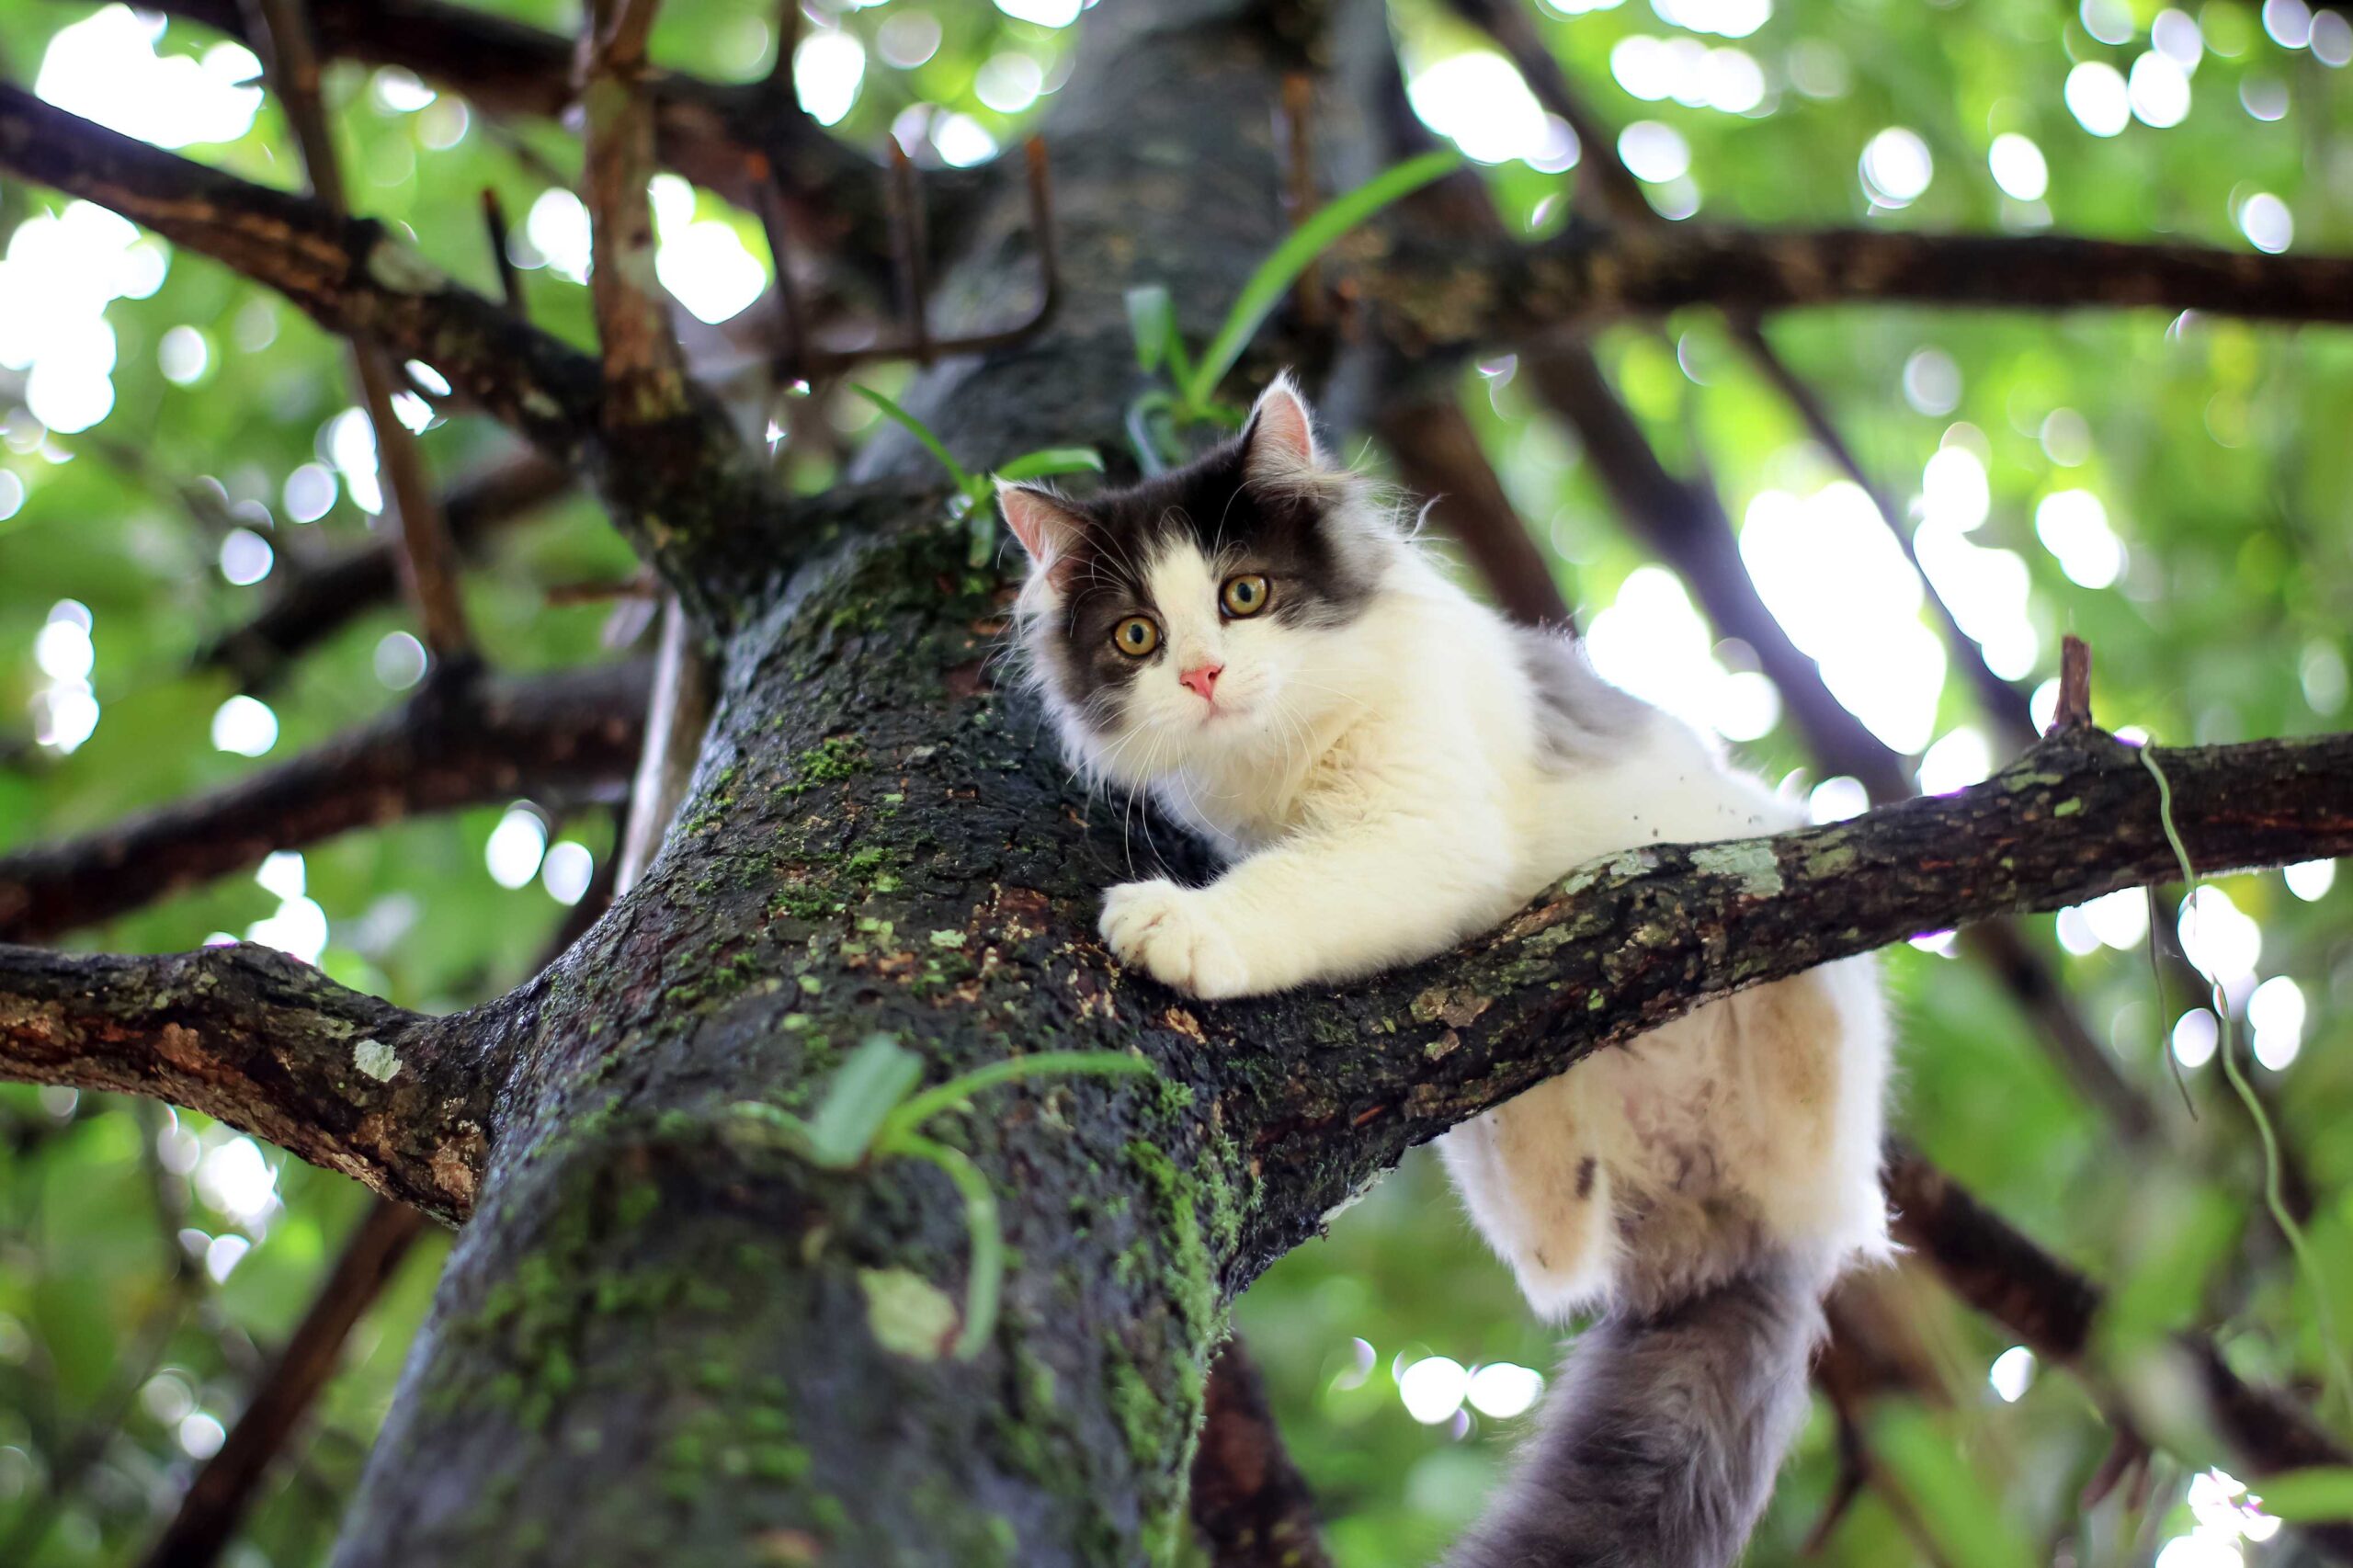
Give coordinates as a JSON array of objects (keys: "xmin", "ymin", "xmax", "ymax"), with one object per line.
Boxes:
[{"xmin": 0, "ymin": 943, "xmax": 477, "ymax": 1220}]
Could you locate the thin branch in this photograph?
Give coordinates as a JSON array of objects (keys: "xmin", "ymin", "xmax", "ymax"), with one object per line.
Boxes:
[
  {"xmin": 581, "ymin": 0, "xmax": 690, "ymax": 427},
  {"xmin": 193, "ymin": 452, "xmax": 570, "ymax": 691},
  {"xmin": 1238, "ymin": 723, "xmax": 2353, "ymax": 1253},
  {"xmin": 1370, "ymin": 395, "xmax": 1571, "ymax": 628},
  {"xmin": 139, "ymin": 1198, "xmax": 429, "ymax": 1568},
  {"xmin": 1274, "ymin": 73, "xmax": 1328, "ymax": 330},
  {"xmin": 0, "ymin": 87, "xmax": 780, "ymax": 619},
  {"xmin": 0, "ymin": 660, "xmax": 648, "ymax": 942},
  {"xmin": 242, "ymin": 0, "xmax": 474, "ymax": 662},
  {"xmin": 1886, "ymin": 1148, "xmax": 2353, "ymax": 1560},
  {"xmin": 1438, "ymin": 0, "xmax": 1650, "ymax": 227},
  {"xmin": 1188, "ymin": 1336, "xmax": 1336, "ymax": 1568},
  {"xmin": 146, "ymin": 0, "xmax": 914, "ymax": 257},
  {"xmin": 480, "ymin": 187, "xmax": 522, "ymax": 312},
  {"xmin": 1727, "ymin": 315, "xmax": 2039, "ymax": 751},
  {"xmin": 2053, "ymin": 633, "xmax": 2095, "ymax": 733},
  {"xmin": 0, "ymin": 942, "xmax": 478, "ymax": 1220},
  {"xmin": 614, "ymin": 596, "xmax": 714, "ymax": 894},
  {"xmin": 1361, "ymin": 225, "xmax": 2353, "ymax": 355}
]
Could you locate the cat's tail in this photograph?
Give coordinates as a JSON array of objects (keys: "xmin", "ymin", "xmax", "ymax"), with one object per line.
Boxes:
[{"xmin": 1444, "ymin": 1253, "xmax": 1826, "ymax": 1568}]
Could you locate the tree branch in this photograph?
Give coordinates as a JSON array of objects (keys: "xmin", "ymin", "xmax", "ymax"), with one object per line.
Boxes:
[
  {"xmin": 139, "ymin": 1197, "xmax": 429, "ymax": 1568},
  {"xmin": 0, "ymin": 660, "xmax": 647, "ymax": 942},
  {"xmin": 0, "ymin": 87, "xmax": 779, "ymax": 618},
  {"xmin": 1233, "ymin": 725, "xmax": 2353, "ymax": 1258},
  {"xmin": 191, "ymin": 452, "xmax": 572, "ymax": 691},
  {"xmin": 241, "ymin": 0, "xmax": 476, "ymax": 663},
  {"xmin": 1886, "ymin": 1148, "xmax": 2353, "ymax": 1559},
  {"xmin": 144, "ymin": 0, "xmax": 938, "ymax": 271},
  {"xmin": 0, "ymin": 942, "xmax": 480, "ymax": 1220},
  {"xmin": 1362, "ymin": 225, "xmax": 2353, "ymax": 355},
  {"xmin": 1370, "ymin": 395, "xmax": 1572, "ymax": 628}
]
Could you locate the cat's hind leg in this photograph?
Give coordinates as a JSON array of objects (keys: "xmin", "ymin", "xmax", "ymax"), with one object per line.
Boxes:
[{"xmin": 1438, "ymin": 1074, "xmax": 1615, "ymax": 1321}]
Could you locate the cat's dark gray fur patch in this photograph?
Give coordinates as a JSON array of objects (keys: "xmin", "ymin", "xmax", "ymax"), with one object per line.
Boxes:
[
  {"xmin": 1444, "ymin": 1254, "xmax": 1824, "ymax": 1568},
  {"xmin": 1512, "ymin": 626, "xmax": 1655, "ymax": 765}
]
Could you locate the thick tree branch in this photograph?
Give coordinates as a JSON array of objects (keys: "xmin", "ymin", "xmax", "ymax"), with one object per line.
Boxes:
[
  {"xmin": 0, "ymin": 660, "xmax": 647, "ymax": 942},
  {"xmin": 1233, "ymin": 725, "xmax": 2353, "ymax": 1255},
  {"xmin": 1886, "ymin": 1149, "xmax": 2353, "ymax": 1559},
  {"xmin": 0, "ymin": 942, "xmax": 479, "ymax": 1219},
  {"xmin": 1519, "ymin": 342, "xmax": 2162, "ymax": 1142}
]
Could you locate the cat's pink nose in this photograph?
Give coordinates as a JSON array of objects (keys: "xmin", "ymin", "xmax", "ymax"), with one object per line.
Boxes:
[{"xmin": 1178, "ymin": 663, "xmax": 1223, "ymax": 700}]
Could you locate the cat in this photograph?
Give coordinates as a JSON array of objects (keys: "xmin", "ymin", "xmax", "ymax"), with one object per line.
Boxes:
[{"xmin": 999, "ymin": 374, "xmax": 1890, "ymax": 1568}]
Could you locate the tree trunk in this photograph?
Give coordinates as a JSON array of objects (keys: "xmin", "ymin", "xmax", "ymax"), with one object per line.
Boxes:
[{"xmin": 337, "ymin": 8, "xmax": 1342, "ymax": 1562}]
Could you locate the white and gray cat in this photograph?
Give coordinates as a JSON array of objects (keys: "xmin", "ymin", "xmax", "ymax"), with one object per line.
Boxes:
[{"xmin": 1001, "ymin": 375, "xmax": 1890, "ymax": 1568}]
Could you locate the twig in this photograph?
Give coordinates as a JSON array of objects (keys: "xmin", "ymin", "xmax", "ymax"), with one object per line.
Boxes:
[
  {"xmin": 480, "ymin": 187, "xmax": 522, "ymax": 312},
  {"xmin": 749, "ymin": 153, "xmax": 812, "ymax": 389},
  {"xmin": 1274, "ymin": 74, "xmax": 1326, "ymax": 329},
  {"xmin": 241, "ymin": 0, "xmax": 474, "ymax": 665},
  {"xmin": 614, "ymin": 596, "xmax": 715, "ymax": 894},
  {"xmin": 2052, "ymin": 634, "xmax": 2093, "ymax": 733},
  {"xmin": 765, "ymin": 0, "xmax": 802, "ymax": 91},
  {"xmin": 886, "ymin": 138, "xmax": 935, "ymax": 367},
  {"xmin": 139, "ymin": 1199, "xmax": 429, "ymax": 1568}
]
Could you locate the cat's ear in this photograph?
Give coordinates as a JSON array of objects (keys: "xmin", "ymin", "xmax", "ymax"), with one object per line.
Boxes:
[
  {"xmin": 1240, "ymin": 371, "xmax": 1331, "ymax": 495},
  {"xmin": 996, "ymin": 480, "xmax": 1087, "ymax": 585}
]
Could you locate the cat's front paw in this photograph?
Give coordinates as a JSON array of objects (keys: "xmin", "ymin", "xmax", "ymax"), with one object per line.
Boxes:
[{"xmin": 1099, "ymin": 880, "xmax": 1251, "ymax": 999}]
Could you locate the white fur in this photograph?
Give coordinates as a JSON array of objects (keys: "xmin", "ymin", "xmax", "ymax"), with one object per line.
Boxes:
[{"xmin": 1010, "ymin": 380, "xmax": 1889, "ymax": 1320}]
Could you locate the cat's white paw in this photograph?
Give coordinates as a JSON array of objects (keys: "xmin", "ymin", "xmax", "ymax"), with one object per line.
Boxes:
[{"xmin": 1098, "ymin": 880, "xmax": 1251, "ymax": 999}]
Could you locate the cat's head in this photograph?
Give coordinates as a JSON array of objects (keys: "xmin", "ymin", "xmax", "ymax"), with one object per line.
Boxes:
[{"xmin": 999, "ymin": 375, "xmax": 1401, "ymax": 786}]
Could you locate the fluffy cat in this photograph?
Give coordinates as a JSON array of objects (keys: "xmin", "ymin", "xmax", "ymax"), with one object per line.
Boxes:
[{"xmin": 1000, "ymin": 375, "xmax": 1889, "ymax": 1568}]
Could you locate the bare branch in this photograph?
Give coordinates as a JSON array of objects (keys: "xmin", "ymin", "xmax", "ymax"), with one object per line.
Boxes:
[
  {"xmin": 1886, "ymin": 1148, "xmax": 2353, "ymax": 1559},
  {"xmin": 2054, "ymin": 633, "xmax": 2095, "ymax": 733},
  {"xmin": 0, "ymin": 942, "xmax": 480, "ymax": 1220},
  {"xmin": 139, "ymin": 1198, "xmax": 429, "ymax": 1568},
  {"xmin": 193, "ymin": 452, "xmax": 572, "ymax": 691},
  {"xmin": 1370, "ymin": 396, "xmax": 1572, "ymax": 628},
  {"xmin": 0, "ymin": 660, "xmax": 648, "ymax": 942},
  {"xmin": 1361, "ymin": 226, "xmax": 2353, "ymax": 354},
  {"xmin": 581, "ymin": 0, "xmax": 691, "ymax": 426},
  {"xmin": 242, "ymin": 0, "xmax": 475, "ymax": 662},
  {"xmin": 1238, "ymin": 725, "xmax": 2353, "ymax": 1248}
]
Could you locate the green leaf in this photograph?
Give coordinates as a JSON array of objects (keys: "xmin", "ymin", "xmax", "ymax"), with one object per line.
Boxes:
[
  {"xmin": 881, "ymin": 1049, "xmax": 1155, "ymax": 1146},
  {"xmin": 892, "ymin": 1131, "xmax": 1002, "ymax": 1361},
  {"xmin": 1126, "ymin": 284, "xmax": 1176, "ymax": 374},
  {"xmin": 803, "ymin": 1033, "xmax": 926, "ymax": 1169},
  {"xmin": 849, "ymin": 385, "xmax": 974, "ymax": 496},
  {"xmin": 993, "ymin": 447, "xmax": 1105, "ymax": 483},
  {"xmin": 2253, "ymin": 1468, "xmax": 2353, "ymax": 1523},
  {"xmin": 1183, "ymin": 148, "xmax": 1461, "ymax": 412}
]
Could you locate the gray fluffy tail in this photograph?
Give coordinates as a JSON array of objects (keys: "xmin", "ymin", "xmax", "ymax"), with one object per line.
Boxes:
[{"xmin": 1446, "ymin": 1256, "xmax": 1826, "ymax": 1568}]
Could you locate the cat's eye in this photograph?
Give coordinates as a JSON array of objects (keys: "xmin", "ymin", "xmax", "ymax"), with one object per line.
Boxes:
[
  {"xmin": 1220, "ymin": 574, "xmax": 1270, "ymax": 618},
  {"xmin": 1111, "ymin": 616, "xmax": 1161, "ymax": 657}
]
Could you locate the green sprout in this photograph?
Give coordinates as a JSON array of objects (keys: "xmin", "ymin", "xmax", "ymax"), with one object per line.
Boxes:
[
  {"xmin": 848, "ymin": 384, "xmax": 1103, "ymax": 565},
  {"xmin": 1124, "ymin": 147, "xmax": 1461, "ymax": 471},
  {"xmin": 732, "ymin": 1033, "xmax": 1157, "ymax": 1359}
]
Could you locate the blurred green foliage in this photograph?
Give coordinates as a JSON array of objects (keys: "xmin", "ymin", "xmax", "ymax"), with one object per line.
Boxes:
[{"xmin": 0, "ymin": 0, "xmax": 2348, "ymax": 1564}]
